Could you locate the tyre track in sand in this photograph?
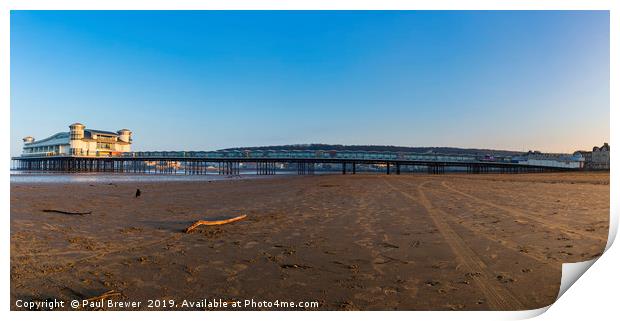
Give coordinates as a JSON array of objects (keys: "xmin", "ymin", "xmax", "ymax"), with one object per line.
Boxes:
[
  {"xmin": 383, "ymin": 179, "xmax": 525, "ymax": 310},
  {"xmin": 395, "ymin": 180, "xmax": 562, "ymax": 269},
  {"xmin": 440, "ymin": 181, "xmax": 607, "ymax": 242}
]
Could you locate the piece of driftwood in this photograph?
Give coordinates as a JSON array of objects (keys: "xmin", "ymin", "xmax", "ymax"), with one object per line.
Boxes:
[
  {"xmin": 184, "ymin": 214, "xmax": 247, "ymax": 233},
  {"xmin": 42, "ymin": 209, "xmax": 92, "ymax": 216},
  {"xmin": 280, "ymin": 264, "xmax": 312, "ymax": 269},
  {"xmin": 85, "ymin": 290, "xmax": 121, "ymax": 302}
]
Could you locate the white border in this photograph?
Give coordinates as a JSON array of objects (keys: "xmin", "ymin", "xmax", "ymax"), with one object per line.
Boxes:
[{"xmin": 2, "ymin": 1, "xmax": 617, "ymax": 321}]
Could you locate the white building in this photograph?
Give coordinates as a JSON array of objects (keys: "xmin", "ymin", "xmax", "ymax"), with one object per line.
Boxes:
[
  {"xmin": 21, "ymin": 123, "xmax": 132, "ymax": 157},
  {"xmin": 517, "ymin": 151, "xmax": 584, "ymax": 169}
]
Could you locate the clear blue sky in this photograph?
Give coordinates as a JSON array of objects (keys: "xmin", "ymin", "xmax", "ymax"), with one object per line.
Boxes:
[{"xmin": 10, "ymin": 11, "xmax": 609, "ymax": 156}]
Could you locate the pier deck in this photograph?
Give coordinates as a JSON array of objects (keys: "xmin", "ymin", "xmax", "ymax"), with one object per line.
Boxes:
[{"xmin": 11, "ymin": 155, "xmax": 571, "ymax": 175}]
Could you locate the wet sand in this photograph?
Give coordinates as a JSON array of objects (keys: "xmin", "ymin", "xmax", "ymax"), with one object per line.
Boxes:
[{"xmin": 10, "ymin": 172, "xmax": 609, "ymax": 310}]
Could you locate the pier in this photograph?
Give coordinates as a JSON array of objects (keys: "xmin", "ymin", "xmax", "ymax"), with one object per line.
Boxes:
[{"xmin": 11, "ymin": 154, "xmax": 569, "ymax": 175}]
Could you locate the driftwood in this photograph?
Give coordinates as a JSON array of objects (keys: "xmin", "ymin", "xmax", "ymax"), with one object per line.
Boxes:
[
  {"xmin": 184, "ymin": 214, "xmax": 247, "ymax": 233},
  {"xmin": 42, "ymin": 209, "xmax": 92, "ymax": 216},
  {"xmin": 85, "ymin": 290, "xmax": 121, "ymax": 302},
  {"xmin": 280, "ymin": 264, "xmax": 312, "ymax": 269}
]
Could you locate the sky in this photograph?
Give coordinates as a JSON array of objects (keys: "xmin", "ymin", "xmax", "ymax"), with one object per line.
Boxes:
[{"xmin": 10, "ymin": 11, "xmax": 609, "ymax": 156}]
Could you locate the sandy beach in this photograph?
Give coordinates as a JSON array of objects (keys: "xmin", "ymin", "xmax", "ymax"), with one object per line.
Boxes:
[{"xmin": 10, "ymin": 172, "xmax": 609, "ymax": 310}]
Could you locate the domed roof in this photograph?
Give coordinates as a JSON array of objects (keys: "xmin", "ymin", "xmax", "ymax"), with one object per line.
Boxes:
[
  {"xmin": 70, "ymin": 122, "xmax": 85, "ymax": 127},
  {"xmin": 118, "ymin": 129, "xmax": 131, "ymax": 132}
]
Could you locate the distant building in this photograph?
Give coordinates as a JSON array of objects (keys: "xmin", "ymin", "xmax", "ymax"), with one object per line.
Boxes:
[
  {"xmin": 574, "ymin": 150, "xmax": 592, "ymax": 168},
  {"xmin": 591, "ymin": 143, "xmax": 610, "ymax": 170},
  {"xmin": 571, "ymin": 151, "xmax": 586, "ymax": 168},
  {"xmin": 519, "ymin": 151, "xmax": 583, "ymax": 169},
  {"xmin": 21, "ymin": 122, "xmax": 132, "ymax": 157},
  {"xmin": 573, "ymin": 143, "xmax": 609, "ymax": 170}
]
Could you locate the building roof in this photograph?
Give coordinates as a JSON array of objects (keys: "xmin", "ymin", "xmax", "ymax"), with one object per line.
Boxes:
[
  {"xmin": 23, "ymin": 132, "xmax": 70, "ymax": 148},
  {"xmin": 84, "ymin": 129, "xmax": 119, "ymax": 137},
  {"xmin": 574, "ymin": 150, "xmax": 592, "ymax": 156}
]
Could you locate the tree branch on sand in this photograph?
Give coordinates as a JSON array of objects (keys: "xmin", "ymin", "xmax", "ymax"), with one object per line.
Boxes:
[
  {"xmin": 42, "ymin": 209, "xmax": 92, "ymax": 215},
  {"xmin": 184, "ymin": 214, "xmax": 247, "ymax": 233}
]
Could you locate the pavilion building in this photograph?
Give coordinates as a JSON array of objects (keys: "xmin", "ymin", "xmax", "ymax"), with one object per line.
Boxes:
[{"xmin": 21, "ymin": 122, "xmax": 132, "ymax": 157}]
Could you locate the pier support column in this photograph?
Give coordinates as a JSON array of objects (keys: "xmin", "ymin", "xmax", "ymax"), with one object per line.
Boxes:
[{"xmin": 298, "ymin": 161, "xmax": 308, "ymax": 175}]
